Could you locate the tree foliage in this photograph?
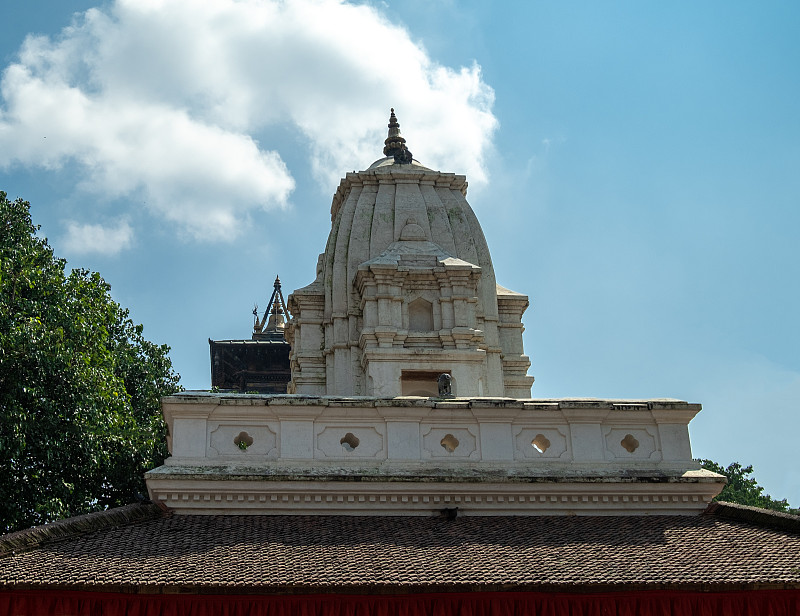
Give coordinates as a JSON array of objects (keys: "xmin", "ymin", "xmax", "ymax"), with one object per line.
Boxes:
[
  {"xmin": 0, "ymin": 192, "xmax": 181, "ymax": 533},
  {"xmin": 699, "ymin": 459, "xmax": 798, "ymax": 515}
]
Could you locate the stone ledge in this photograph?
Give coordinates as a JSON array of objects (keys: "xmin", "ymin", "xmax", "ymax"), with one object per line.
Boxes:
[
  {"xmin": 146, "ymin": 476, "xmax": 721, "ymax": 516},
  {"xmin": 165, "ymin": 392, "xmax": 699, "ymax": 412},
  {"xmin": 147, "ymin": 463, "xmax": 721, "ymax": 482}
]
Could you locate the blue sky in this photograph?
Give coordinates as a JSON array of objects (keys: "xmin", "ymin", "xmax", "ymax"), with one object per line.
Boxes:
[{"xmin": 1, "ymin": 1, "xmax": 798, "ymax": 506}]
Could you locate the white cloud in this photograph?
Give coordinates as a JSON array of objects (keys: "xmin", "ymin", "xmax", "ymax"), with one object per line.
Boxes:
[
  {"xmin": 0, "ymin": 0, "xmax": 497, "ymax": 244},
  {"xmin": 62, "ymin": 218, "xmax": 134, "ymax": 255}
]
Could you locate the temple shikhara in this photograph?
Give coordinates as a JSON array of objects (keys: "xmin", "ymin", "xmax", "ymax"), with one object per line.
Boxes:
[
  {"xmin": 287, "ymin": 109, "xmax": 533, "ymax": 399},
  {"xmin": 2, "ymin": 111, "xmax": 799, "ymax": 615}
]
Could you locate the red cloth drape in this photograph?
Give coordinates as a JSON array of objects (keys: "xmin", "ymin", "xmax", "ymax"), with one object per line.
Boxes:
[{"xmin": 1, "ymin": 589, "xmax": 799, "ymax": 616}]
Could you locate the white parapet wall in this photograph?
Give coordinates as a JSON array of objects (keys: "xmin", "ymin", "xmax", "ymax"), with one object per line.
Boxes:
[{"xmin": 145, "ymin": 393, "xmax": 725, "ymax": 516}]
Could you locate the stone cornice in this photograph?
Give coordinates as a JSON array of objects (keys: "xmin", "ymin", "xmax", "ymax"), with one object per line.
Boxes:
[
  {"xmin": 163, "ymin": 393, "xmax": 697, "ymax": 407},
  {"xmin": 161, "ymin": 394, "xmax": 703, "ymax": 429},
  {"xmin": 146, "ymin": 470, "xmax": 722, "ymax": 516}
]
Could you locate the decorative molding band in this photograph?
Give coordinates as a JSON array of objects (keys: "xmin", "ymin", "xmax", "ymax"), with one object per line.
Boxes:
[{"xmin": 147, "ymin": 477, "xmax": 720, "ymax": 517}]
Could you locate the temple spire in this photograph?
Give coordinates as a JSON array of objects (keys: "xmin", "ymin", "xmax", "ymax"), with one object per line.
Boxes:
[
  {"xmin": 253, "ymin": 275, "xmax": 290, "ymax": 340},
  {"xmin": 383, "ymin": 108, "xmax": 413, "ymax": 163}
]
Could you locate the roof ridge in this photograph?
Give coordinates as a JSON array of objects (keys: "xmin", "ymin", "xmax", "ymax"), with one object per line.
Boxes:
[
  {"xmin": 0, "ymin": 502, "xmax": 168, "ymax": 558},
  {"xmin": 704, "ymin": 500, "xmax": 800, "ymax": 533}
]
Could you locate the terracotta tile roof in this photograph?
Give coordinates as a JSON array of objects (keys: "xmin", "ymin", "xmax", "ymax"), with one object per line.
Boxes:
[
  {"xmin": 0, "ymin": 503, "xmax": 798, "ymax": 594},
  {"xmin": 0, "ymin": 503, "xmax": 165, "ymax": 558},
  {"xmin": 705, "ymin": 501, "xmax": 800, "ymax": 532}
]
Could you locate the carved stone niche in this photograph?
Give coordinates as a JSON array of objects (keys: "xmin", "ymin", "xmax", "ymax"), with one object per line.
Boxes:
[
  {"xmin": 403, "ymin": 287, "xmax": 442, "ymax": 349},
  {"xmin": 408, "ymin": 297, "xmax": 433, "ymax": 331},
  {"xmin": 401, "ymin": 370, "xmax": 452, "ymax": 397}
]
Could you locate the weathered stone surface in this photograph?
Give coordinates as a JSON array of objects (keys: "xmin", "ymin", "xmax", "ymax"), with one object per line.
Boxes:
[{"xmin": 146, "ymin": 393, "xmax": 723, "ymax": 515}]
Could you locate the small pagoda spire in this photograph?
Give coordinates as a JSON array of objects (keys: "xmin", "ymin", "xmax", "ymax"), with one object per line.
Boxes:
[
  {"xmin": 383, "ymin": 108, "xmax": 413, "ymax": 163},
  {"xmin": 253, "ymin": 275, "xmax": 290, "ymax": 340}
]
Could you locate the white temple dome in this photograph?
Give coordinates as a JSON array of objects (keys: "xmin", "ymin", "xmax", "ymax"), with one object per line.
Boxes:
[{"xmin": 287, "ymin": 110, "xmax": 534, "ymax": 398}]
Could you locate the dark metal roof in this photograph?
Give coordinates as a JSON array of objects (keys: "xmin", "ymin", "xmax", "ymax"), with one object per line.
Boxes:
[{"xmin": 1, "ymin": 503, "xmax": 799, "ymax": 594}]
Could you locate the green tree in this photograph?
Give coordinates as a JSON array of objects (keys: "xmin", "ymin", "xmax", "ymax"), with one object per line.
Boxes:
[
  {"xmin": 0, "ymin": 192, "xmax": 181, "ymax": 533},
  {"xmin": 699, "ymin": 459, "xmax": 798, "ymax": 515}
]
